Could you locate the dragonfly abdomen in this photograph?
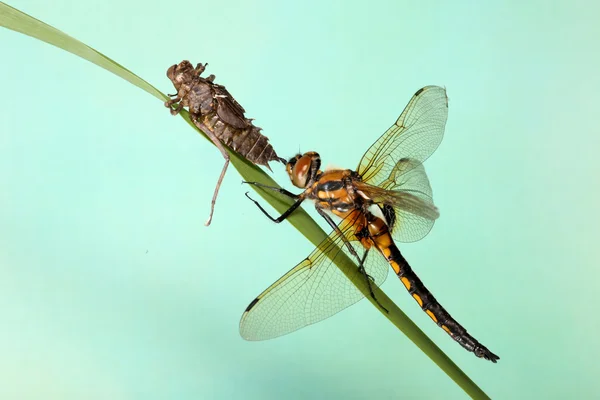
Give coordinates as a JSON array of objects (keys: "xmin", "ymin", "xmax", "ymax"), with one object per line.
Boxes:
[
  {"xmin": 201, "ymin": 114, "xmax": 278, "ymax": 168},
  {"xmin": 369, "ymin": 222, "xmax": 500, "ymax": 362}
]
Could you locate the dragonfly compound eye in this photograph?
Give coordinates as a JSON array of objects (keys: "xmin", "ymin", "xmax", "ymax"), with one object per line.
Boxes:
[{"xmin": 289, "ymin": 154, "xmax": 313, "ymax": 188}]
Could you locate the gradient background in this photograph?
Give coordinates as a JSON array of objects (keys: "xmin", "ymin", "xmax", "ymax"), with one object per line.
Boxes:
[{"xmin": 1, "ymin": 1, "xmax": 599, "ymax": 398}]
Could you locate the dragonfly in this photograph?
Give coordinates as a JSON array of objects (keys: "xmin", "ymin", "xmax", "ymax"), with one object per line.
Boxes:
[
  {"xmin": 165, "ymin": 60, "xmax": 285, "ymax": 226},
  {"xmin": 240, "ymin": 86, "xmax": 499, "ymax": 362}
]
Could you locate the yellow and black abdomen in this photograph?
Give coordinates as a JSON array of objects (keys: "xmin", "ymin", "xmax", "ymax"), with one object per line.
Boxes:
[{"xmin": 368, "ymin": 216, "xmax": 500, "ymax": 363}]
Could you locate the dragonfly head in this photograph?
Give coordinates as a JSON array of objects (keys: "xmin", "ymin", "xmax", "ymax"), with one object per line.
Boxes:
[
  {"xmin": 286, "ymin": 152, "xmax": 321, "ymax": 188},
  {"xmin": 166, "ymin": 60, "xmax": 196, "ymax": 89}
]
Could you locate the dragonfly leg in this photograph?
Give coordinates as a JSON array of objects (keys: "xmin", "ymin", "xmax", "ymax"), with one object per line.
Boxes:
[
  {"xmin": 357, "ymin": 250, "xmax": 388, "ymax": 313},
  {"xmin": 193, "ymin": 62, "xmax": 207, "ymax": 77},
  {"xmin": 243, "ymin": 181, "xmax": 299, "ymax": 199},
  {"xmin": 245, "ymin": 192, "xmax": 305, "ymax": 223},
  {"xmin": 193, "ymin": 119, "xmax": 230, "ymax": 226},
  {"xmin": 165, "ymin": 96, "xmax": 181, "ymax": 111},
  {"xmin": 168, "ymin": 102, "xmax": 184, "ymax": 116},
  {"xmin": 315, "ymin": 208, "xmax": 389, "ymax": 313}
]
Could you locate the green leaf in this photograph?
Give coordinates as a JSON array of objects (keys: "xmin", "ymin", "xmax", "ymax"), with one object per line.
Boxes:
[{"xmin": 0, "ymin": 3, "xmax": 492, "ymax": 399}]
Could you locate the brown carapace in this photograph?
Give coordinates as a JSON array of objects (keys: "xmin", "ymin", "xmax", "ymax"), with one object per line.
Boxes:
[{"xmin": 165, "ymin": 60, "xmax": 285, "ymax": 225}]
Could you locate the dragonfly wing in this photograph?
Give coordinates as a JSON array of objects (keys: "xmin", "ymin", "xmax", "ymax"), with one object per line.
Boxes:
[
  {"xmin": 357, "ymin": 86, "xmax": 448, "ymax": 187},
  {"xmin": 239, "ymin": 216, "xmax": 389, "ymax": 341},
  {"xmin": 367, "ymin": 158, "xmax": 439, "ymax": 242},
  {"xmin": 385, "ymin": 193, "xmax": 438, "ymax": 243}
]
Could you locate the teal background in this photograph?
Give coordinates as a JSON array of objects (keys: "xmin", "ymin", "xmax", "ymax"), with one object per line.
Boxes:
[{"xmin": 1, "ymin": 0, "xmax": 599, "ymax": 398}]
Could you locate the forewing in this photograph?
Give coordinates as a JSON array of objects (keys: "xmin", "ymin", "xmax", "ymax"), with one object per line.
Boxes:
[
  {"xmin": 357, "ymin": 86, "xmax": 448, "ymax": 186},
  {"xmin": 239, "ymin": 215, "xmax": 389, "ymax": 341},
  {"xmin": 356, "ymin": 159, "xmax": 439, "ymax": 243}
]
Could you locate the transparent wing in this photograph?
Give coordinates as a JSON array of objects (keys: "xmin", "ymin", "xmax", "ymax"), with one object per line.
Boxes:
[
  {"xmin": 239, "ymin": 213, "xmax": 389, "ymax": 341},
  {"xmin": 357, "ymin": 86, "xmax": 448, "ymax": 187},
  {"xmin": 357, "ymin": 158, "xmax": 439, "ymax": 243}
]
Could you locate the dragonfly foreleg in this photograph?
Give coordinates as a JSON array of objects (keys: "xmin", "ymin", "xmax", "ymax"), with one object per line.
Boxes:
[
  {"xmin": 193, "ymin": 119, "xmax": 230, "ymax": 226},
  {"xmin": 245, "ymin": 192, "xmax": 305, "ymax": 223},
  {"xmin": 169, "ymin": 103, "xmax": 184, "ymax": 116},
  {"xmin": 165, "ymin": 96, "xmax": 183, "ymax": 115},
  {"xmin": 315, "ymin": 208, "xmax": 389, "ymax": 313},
  {"xmin": 242, "ymin": 181, "xmax": 299, "ymax": 199}
]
